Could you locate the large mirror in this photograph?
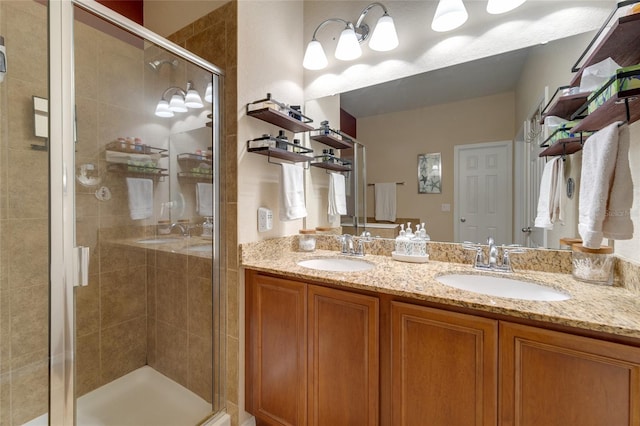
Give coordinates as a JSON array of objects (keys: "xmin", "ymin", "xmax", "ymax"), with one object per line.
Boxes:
[{"xmin": 304, "ymin": 5, "xmax": 617, "ymax": 248}]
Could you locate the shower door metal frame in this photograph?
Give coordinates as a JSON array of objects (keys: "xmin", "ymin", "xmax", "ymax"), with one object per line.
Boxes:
[{"xmin": 48, "ymin": 1, "xmax": 225, "ymax": 424}]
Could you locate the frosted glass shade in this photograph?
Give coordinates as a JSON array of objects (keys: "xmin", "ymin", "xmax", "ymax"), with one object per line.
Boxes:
[
  {"xmin": 184, "ymin": 88, "xmax": 203, "ymax": 108},
  {"xmin": 205, "ymin": 82, "xmax": 213, "ymax": 103},
  {"xmin": 369, "ymin": 14, "xmax": 399, "ymax": 52},
  {"xmin": 303, "ymin": 40, "xmax": 328, "ymax": 70},
  {"xmin": 155, "ymin": 100, "xmax": 174, "ymax": 118},
  {"xmin": 335, "ymin": 27, "xmax": 362, "ymax": 61},
  {"xmin": 169, "ymin": 94, "xmax": 187, "ymax": 112},
  {"xmin": 431, "ymin": 0, "xmax": 468, "ymax": 32},
  {"xmin": 487, "ymin": 0, "xmax": 526, "ymax": 14}
]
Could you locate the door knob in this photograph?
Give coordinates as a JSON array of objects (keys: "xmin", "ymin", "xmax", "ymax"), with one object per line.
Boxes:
[
  {"xmin": 460, "ymin": 217, "xmax": 466, "ymax": 223},
  {"xmin": 521, "ymin": 227, "xmax": 532, "ymax": 233}
]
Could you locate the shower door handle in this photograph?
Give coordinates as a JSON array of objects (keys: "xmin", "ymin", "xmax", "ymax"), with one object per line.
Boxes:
[{"xmin": 74, "ymin": 246, "xmax": 90, "ymax": 287}]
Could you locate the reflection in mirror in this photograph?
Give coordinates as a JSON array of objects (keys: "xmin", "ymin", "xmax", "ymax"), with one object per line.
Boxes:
[
  {"xmin": 314, "ymin": 32, "xmax": 599, "ymax": 249},
  {"xmin": 169, "ymin": 126, "xmax": 214, "ymax": 222}
]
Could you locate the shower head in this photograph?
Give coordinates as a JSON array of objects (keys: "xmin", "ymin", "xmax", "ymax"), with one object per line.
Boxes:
[{"xmin": 147, "ymin": 59, "xmax": 178, "ymax": 72}]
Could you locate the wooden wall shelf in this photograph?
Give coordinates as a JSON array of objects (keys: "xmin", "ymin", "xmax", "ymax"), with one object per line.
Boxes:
[
  {"xmin": 310, "ymin": 133, "xmax": 353, "ymax": 150},
  {"xmin": 247, "ymin": 107, "xmax": 314, "ymax": 133}
]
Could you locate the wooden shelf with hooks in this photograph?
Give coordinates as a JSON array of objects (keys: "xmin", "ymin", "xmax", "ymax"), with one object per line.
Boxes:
[
  {"xmin": 539, "ymin": 138, "xmax": 584, "ymax": 158},
  {"xmin": 540, "ymin": 91, "xmax": 591, "ymax": 124},
  {"xmin": 571, "ymin": 88, "xmax": 640, "ymax": 132}
]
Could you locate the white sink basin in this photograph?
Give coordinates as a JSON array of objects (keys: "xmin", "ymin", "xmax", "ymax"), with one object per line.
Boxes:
[
  {"xmin": 436, "ymin": 274, "xmax": 570, "ymax": 301},
  {"xmin": 188, "ymin": 244, "xmax": 212, "ymax": 252},
  {"xmin": 297, "ymin": 258, "xmax": 375, "ymax": 272},
  {"xmin": 136, "ymin": 238, "xmax": 181, "ymax": 244}
]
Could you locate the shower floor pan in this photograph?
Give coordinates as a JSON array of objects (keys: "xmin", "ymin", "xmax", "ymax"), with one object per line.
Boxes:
[{"xmin": 24, "ymin": 366, "xmax": 214, "ymax": 426}]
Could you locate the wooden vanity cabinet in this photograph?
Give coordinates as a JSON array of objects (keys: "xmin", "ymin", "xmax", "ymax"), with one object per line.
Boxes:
[
  {"xmin": 245, "ymin": 271, "xmax": 379, "ymax": 426},
  {"xmin": 500, "ymin": 322, "xmax": 640, "ymax": 426},
  {"xmin": 390, "ymin": 302, "xmax": 498, "ymax": 426}
]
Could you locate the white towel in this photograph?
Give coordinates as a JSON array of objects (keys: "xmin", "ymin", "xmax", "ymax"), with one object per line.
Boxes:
[
  {"xmin": 579, "ymin": 121, "xmax": 633, "ymax": 248},
  {"xmin": 279, "ymin": 163, "xmax": 307, "ymax": 221},
  {"xmin": 126, "ymin": 177, "xmax": 153, "ymax": 220},
  {"xmin": 328, "ymin": 173, "xmax": 347, "ymax": 218},
  {"xmin": 534, "ymin": 157, "xmax": 563, "ymax": 230},
  {"xmin": 196, "ymin": 182, "xmax": 214, "ymax": 217},
  {"xmin": 374, "ymin": 182, "xmax": 396, "ymax": 222}
]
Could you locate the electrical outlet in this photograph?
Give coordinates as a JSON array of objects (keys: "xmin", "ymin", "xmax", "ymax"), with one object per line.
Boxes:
[{"xmin": 258, "ymin": 207, "xmax": 273, "ymax": 232}]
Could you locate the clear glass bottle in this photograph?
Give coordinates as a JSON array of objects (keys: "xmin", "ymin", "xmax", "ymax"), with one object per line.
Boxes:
[
  {"xmin": 298, "ymin": 229, "xmax": 316, "ymax": 252},
  {"xmin": 571, "ymin": 244, "xmax": 614, "ymax": 285}
]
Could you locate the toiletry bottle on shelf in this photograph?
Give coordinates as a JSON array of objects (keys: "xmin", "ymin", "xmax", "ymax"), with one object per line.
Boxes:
[
  {"xmin": 276, "ymin": 130, "xmax": 288, "ymax": 150},
  {"xmin": 293, "ymin": 139, "xmax": 301, "ymax": 153},
  {"xmin": 320, "ymin": 120, "xmax": 330, "ymax": 135}
]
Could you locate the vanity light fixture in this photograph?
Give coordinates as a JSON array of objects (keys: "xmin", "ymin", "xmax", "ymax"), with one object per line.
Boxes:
[
  {"xmin": 487, "ymin": 0, "xmax": 527, "ymax": 15},
  {"xmin": 431, "ymin": 0, "xmax": 468, "ymax": 32},
  {"xmin": 204, "ymin": 82, "xmax": 213, "ymax": 103},
  {"xmin": 154, "ymin": 81, "xmax": 204, "ymax": 118},
  {"xmin": 303, "ymin": 2, "xmax": 399, "ymax": 71}
]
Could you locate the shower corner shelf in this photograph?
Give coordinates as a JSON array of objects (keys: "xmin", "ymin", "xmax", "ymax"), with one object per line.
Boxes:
[{"xmin": 247, "ymin": 94, "xmax": 314, "ymax": 133}]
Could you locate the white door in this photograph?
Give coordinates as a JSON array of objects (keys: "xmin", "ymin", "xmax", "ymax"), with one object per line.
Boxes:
[{"xmin": 454, "ymin": 141, "xmax": 512, "ymax": 245}]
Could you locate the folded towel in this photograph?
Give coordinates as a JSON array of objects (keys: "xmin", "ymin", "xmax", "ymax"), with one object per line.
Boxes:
[
  {"xmin": 126, "ymin": 177, "xmax": 153, "ymax": 220},
  {"xmin": 602, "ymin": 123, "xmax": 634, "ymax": 241},
  {"xmin": 375, "ymin": 182, "xmax": 397, "ymax": 222},
  {"xmin": 196, "ymin": 182, "xmax": 214, "ymax": 217},
  {"xmin": 280, "ymin": 163, "xmax": 307, "ymax": 221},
  {"xmin": 579, "ymin": 121, "xmax": 632, "ymax": 248},
  {"xmin": 552, "ymin": 158, "xmax": 565, "ymax": 225},
  {"xmin": 328, "ymin": 173, "xmax": 347, "ymax": 217}
]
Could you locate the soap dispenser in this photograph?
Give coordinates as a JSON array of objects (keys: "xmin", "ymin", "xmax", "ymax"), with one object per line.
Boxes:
[
  {"xmin": 395, "ymin": 224, "xmax": 407, "ymax": 255},
  {"xmin": 405, "ymin": 222, "xmax": 414, "ymax": 255}
]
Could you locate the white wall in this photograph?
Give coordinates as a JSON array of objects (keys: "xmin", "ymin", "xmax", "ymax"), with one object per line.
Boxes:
[{"xmin": 237, "ymin": 1, "xmax": 306, "ymax": 244}]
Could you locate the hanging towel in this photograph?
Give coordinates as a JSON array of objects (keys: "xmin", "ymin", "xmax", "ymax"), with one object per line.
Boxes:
[
  {"xmin": 328, "ymin": 173, "xmax": 347, "ymax": 219},
  {"xmin": 374, "ymin": 182, "xmax": 397, "ymax": 222},
  {"xmin": 579, "ymin": 121, "xmax": 633, "ymax": 248},
  {"xmin": 280, "ymin": 163, "xmax": 307, "ymax": 221},
  {"xmin": 126, "ymin": 177, "xmax": 153, "ymax": 220},
  {"xmin": 196, "ymin": 182, "xmax": 214, "ymax": 217},
  {"xmin": 603, "ymin": 123, "xmax": 634, "ymax": 240},
  {"xmin": 534, "ymin": 157, "xmax": 564, "ymax": 230}
]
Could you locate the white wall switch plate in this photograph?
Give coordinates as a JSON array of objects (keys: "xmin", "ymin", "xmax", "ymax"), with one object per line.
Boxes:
[{"xmin": 258, "ymin": 207, "xmax": 273, "ymax": 232}]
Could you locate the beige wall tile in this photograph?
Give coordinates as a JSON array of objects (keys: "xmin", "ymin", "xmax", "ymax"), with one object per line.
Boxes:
[
  {"xmin": 7, "ymin": 149, "xmax": 48, "ymax": 219},
  {"xmin": 76, "ymin": 332, "xmax": 101, "ymax": 396},
  {"xmin": 1, "ymin": 371, "xmax": 10, "ymax": 425},
  {"xmin": 156, "ymin": 268, "xmax": 187, "ymax": 329},
  {"xmin": 156, "ymin": 251, "xmax": 188, "ymax": 274},
  {"xmin": 75, "ymin": 277, "xmax": 100, "ymax": 337},
  {"xmin": 10, "ymin": 285, "xmax": 48, "ymax": 360},
  {"xmin": 188, "ymin": 275, "xmax": 211, "ymax": 338},
  {"xmin": 74, "ymin": 96, "xmax": 100, "ymax": 162},
  {"xmin": 154, "ymin": 321, "xmax": 188, "ymax": 387},
  {"xmin": 100, "ymin": 266, "xmax": 146, "ymax": 328},
  {"xmin": 0, "ymin": 290, "xmax": 9, "ymax": 374},
  {"xmin": 100, "ymin": 242, "xmax": 145, "ymax": 274},
  {"xmin": 226, "ymin": 202, "xmax": 237, "ymax": 271},
  {"xmin": 147, "ymin": 317, "xmax": 157, "ymax": 367},
  {"xmin": 226, "ymin": 270, "xmax": 238, "ymax": 340},
  {"xmin": 226, "ymin": 335, "xmax": 238, "ymax": 405},
  {"xmin": 147, "ymin": 263, "xmax": 157, "ymax": 319},
  {"xmin": 101, "ymin": 317, "xmax": 146, "ymax": 383},
  {"xmin": 10, "ymin": 359, "xmax": 47, "ymax": 425},
  {"xmin": 188, "ymin": 333, "xmax": 212, "ymax": 403},
  {"xmin": 6, "ymin": 219, "xmax": 47, "ymax": 289},
  {"xmin": 74, "ymin": 22, "xmax": 99, "ymax": 100},
  {"xmin": 4, "ymin": 2, "xmax": 47, "ymax": 86}
]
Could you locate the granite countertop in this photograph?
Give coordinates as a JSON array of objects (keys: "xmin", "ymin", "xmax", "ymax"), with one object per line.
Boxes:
[{"xmin": 240, "ymin": 241, "xmax": 640, "ymax": 341}]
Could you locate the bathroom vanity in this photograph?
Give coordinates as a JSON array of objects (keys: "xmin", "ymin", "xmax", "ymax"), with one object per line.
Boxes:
[{"xmin": 242, "ymin": 239, "xmax": 640, "ymax": 426}]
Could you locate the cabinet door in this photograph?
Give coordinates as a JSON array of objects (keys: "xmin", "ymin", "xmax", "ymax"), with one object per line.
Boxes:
[
  {"xmin": 308, "ymin": 285, "xmax": 379, "ymax": 426},
  {"xmin": 391, "ymin": 302, "xmax": 498, "ymax": 426},
  {"xmin": 500, "ymin": 322, "xmax": 640, "ymax": 426},
  {"xmin": 246, "ymin": 271, "xmax": 307, "ymax": 426}
]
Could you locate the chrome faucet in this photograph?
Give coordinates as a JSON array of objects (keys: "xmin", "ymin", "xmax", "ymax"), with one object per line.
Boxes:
[
  {"xmin": 463, "ymin": 237, "xmax": 524, "ymax": 273},
  {"xmin": 338, "ymin": 232, "xmax": 372, "ymax": 256},
  {"xmin": 169, "ymin": 223, "xmax": 191, "ymax": 237}
]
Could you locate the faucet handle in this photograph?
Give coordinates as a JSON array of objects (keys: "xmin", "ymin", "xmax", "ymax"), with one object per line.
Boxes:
[
  {"xmin": 501, "ymin": 245, "xmax": 525, "ymax": 271},
  {"xmin": 487, "ymin": 236, "xmax": 495, "ymax": 245}
]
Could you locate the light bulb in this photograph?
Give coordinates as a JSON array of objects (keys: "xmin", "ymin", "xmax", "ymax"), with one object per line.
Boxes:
[
  {"xmin": 431, "ymin": 0, "xmax": 468, "ymax": 32},
  {"xmin": 369, "ymin": 14, "xmax": 399, "ymax": 52},
  {"xmin": 184, "ymin": 88, "xmax": 203, "ymax": 108},
  {"xmin": 487, "ymin": 0, "xmax": 526, "ymax": 14},
  {"xmin": 168, "ymin": 93, "xmax": 187, "ymax": 112},
  {"xmin": 154, "ymin": 99, "xmax": 174, "ymax": 118},
  {"xmin": 205, "ymin": 82, "xmax": 213, "ymax": 103},
  {"xmin": 335, "ymin": 27, "xmax": 362, "ymax": 61},
  {"xmin": 303, "ymin": 39, "xmax": 328, "ymax": 70}
]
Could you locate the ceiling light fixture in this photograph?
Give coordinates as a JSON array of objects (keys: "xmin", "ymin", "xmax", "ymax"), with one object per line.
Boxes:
[
  {"xmin": 154, "ymin": 81, "xmax": 204, "ymax": 118},
  {"xmin": 431, "ymin": 0, "xmax": 468, "ymax": 32},
  {"xmin": 487, "ymin": 0, "xmax": 527, "ymax": 15},
  {"xmin": 303, "ymin": 2, "xmax": 399, "ymax": 71}
]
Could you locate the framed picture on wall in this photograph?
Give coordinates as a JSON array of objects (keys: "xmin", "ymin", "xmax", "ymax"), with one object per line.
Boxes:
[{"xmin": 418, "ymin": 153, "xmax": 442, "ymax": 194}]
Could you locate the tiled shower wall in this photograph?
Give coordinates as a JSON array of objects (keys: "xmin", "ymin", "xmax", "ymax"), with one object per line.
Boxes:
[
  {"xmin": 166, "ymin": 2, "xmax": 238, "ymax": 422},
  {"xmin": 0, "ymin": 2, "xmax": 50, "ymax": 425}
]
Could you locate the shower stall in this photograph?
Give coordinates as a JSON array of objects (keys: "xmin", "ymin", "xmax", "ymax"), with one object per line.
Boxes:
[{"xmin": 0, "ymin": 1, "xmax": 226, "ymax": 425}]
